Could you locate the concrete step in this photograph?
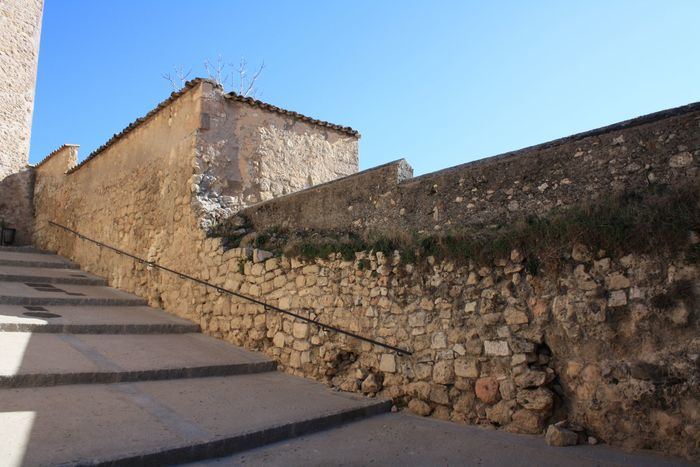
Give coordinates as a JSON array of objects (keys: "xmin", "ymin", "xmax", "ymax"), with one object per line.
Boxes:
[
  {"xmin": 0, "ymin": 264, "xmax": 107, "ymax": 285},
  {"xmin": 0, "ymin": 304, "xmax": 199, "ymax": 333},
  {"xmin": 0, "ymin": 246, "xmax": 53, "ymax": 254},
  {"xmin": 0, "ymin": 332, "xmax": 275, "ymax": 388},
  {"xmin": 0, "ymin": 249, "xmax": 79, "ymax": 269},
  {"xmin": 0, "ymin": 281, "xmax": 148, "ymax": 306},
  {"xmin": 0, "ymin": 374, "xmax": 390, "ymax": 466}
]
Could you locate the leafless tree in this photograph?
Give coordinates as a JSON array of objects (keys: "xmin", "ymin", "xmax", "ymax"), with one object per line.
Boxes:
[
  {"xmin": 163, "ymin": 56, "xmax": 264, "ymax": 97},
  {"xmin": 162, "ymin": 65, "xmax": 192, "ymax": 92},
  {"xmin": 234, "ymin": 57, "xmax": 265, "ymax": 98}
]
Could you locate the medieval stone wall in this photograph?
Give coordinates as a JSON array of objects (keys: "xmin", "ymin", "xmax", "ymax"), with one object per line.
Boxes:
[
  {"xmin": 0, "ymin": 0, "xmax": 43, "ymax": 180},
  {"xmin": 32, "ymin": 85, "xmax": 699, "ymax": 460},
  {"xmin": 0, "ymin": 0, "xmax": 43, "ymax": 245},
  {"xmin": 0, "ymin": 167, "xmax": 35, "ymax": 245},
  {"xmin": 240, "ymin": 103, "xmax": 700, "ymax": 236},
  {"xmin": 193, "ymin": 82, "xmax": 358, "ymax": 230},
  {"xmin": 34, "ymin": 79, "xmax": 360, "ymax": 290}
]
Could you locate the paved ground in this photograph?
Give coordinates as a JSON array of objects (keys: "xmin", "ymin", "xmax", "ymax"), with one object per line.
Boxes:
[{"xmin": 191, "ymin": 412, "xmax": 693, "ymax": 467}]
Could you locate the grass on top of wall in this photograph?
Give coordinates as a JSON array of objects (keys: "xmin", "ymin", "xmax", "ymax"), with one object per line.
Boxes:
[{"xmin": 213, "ymin": 180, "xmax": 700, "ymax": 273}]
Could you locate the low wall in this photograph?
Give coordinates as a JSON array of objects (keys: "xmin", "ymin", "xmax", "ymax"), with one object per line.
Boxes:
[{"xmin": 241, "ymin": 103, "xmax": 700, "ymax": 235}]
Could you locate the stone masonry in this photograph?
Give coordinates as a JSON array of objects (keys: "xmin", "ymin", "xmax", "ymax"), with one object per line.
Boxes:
[
  {"xmin": 0, "ymin": 0, "xmax": 43, "ymax": 179},
  {"xmin": 31, "ymin": 79, "xmax": 700, "ymax": 461},
  {"xmin": 0, "ymin": 0, "xmax": 43, "ymax": 245}
]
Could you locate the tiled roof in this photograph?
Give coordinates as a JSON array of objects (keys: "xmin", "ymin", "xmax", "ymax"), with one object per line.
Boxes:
[
  {"xmin": 60, "ymin": 78, "xmax": 359, "ymax": 175},
  {"xmin": 225, "ymin": 92, "xmax": 360, "ymax": 137},
  {"xmin": 33, "ymin": 144, "xmax": 79, "ymax": 169}
]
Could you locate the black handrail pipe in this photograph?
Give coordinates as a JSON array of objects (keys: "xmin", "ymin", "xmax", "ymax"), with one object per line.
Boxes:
[{"xmin": 48, "ymin": 221, "xmax": 412, "ymax": 355}]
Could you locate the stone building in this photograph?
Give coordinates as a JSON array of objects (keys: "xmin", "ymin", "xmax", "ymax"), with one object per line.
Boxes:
[{"xmin": 0, "ymin": 0, "xmax": 43, "ymax": 244}]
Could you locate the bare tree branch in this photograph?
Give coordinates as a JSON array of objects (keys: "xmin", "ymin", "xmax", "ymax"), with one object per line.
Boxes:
[
  {"xmin": 242, "ymin": 60, "xmax": 265, "ymax": 98},
  {"xmin": 204, "ymin": 55, "xmax": 229, "ymax": 88},
  {"xmin": 162, "ymin": 65, "xmax": 192, "ymax": 91},
  {"xmin": 163, "ymin": 57, "xmax": 263, "ymax": 96}
]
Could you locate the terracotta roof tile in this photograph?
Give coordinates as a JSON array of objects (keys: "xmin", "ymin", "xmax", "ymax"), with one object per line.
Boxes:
[{"xmin": 225, "ymin": 92, "xmax": 360, "ymax": 137}]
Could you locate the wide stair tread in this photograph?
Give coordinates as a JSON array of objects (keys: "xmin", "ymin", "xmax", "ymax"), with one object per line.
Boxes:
[
  {"xmin": 0, "ymin": 247, "xmax": 390, "ymax": 465},
  {"xmin": 0, "ymin": 281, "xmax": 148, "ymax": 306},
  {"xmin": 0, "ymin": 249, "xmax": 80, "ymax": 269},
  {"xmin": 0, "ymin": 264, "xmax": 107, "ymax": 285},
  {"xmin": 1, "ymin": 374, "xmax": 389, "ymax": 466},
  {"xmin": 0, "ymin": 304, "xmax": 199, "ymax": 333},
  {"xmin": 0, "ymin": 332, "xmax": 275, "ymax": 388}
]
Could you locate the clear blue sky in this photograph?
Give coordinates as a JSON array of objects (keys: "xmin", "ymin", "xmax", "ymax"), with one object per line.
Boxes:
[{"xmin": 30, "ymin": 0, "xmax": 700, "ymax": 175}]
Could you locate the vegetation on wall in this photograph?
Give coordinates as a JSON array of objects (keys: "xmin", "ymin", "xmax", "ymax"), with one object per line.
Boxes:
[{"xmin": 212, "ymin": 180, "xmax": 700, "ymax": 273}]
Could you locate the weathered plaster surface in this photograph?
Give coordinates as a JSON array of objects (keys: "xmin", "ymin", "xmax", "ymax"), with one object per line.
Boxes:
[{"xmin": 193, "ymin": 83, "xmax": 358, "ymax": 229}]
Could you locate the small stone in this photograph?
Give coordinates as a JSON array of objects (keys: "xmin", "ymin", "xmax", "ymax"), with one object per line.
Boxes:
[
  {"xmin": 379, "ymin": 353, "xmax": 397, "ymax": 373},
  {"xmin": 606, "ymin": 273, "xmax": 630, "ymax": 290},
  {"xmin": 272, "ymin": 332, "xmax": 286, "ymax": 348},
  {"xmin": 430, "ymin": 384, "xmax": 450, "ymax": 405},
  {"xmin": 454, "ymin": 358, "xmax": 479, "ymax": 378},
  {"xmin": 484, "ymin": 340, "xmax": 510, "ymax": 356},
  {"xmin": 507, "ymin": 409, "xmax": 544, "ymax": 434},
  {"xmin": 588, "ymin": 436, "xmax": 598, "ymax": 445},
  {"xmin": 545, "ymin": 424, "xmax": 579, "ymax": 447},
  {"xmin": 433, "ymin": 360, "xmax": 455, "ymax": 384},
  {"xmin": 361, "ymin": 373, "xmax": 383, "ymax": 394},
  {"xmin": 475, "ymin": 377, "xmax": 500, "ymax": 404},
  {"xmin": 516, "ymin": 388, "xmax": 554, "ymax": 411},
  {"xmin": 669, "ymin": 152, "xmax": 693, "ymax": 168},
  {"xmin": 408, "ymin": 399, "xmax": 431, "ymax": 416},
  {"xmin": 504, "ymin": 306, "xmax": 529, "ymax": 325},
  {"xmin": 514, "ymin": 370, "xmax": 547, "ymax": 388},
  {"xmin": 292, "ymin": 322, "xmax": 309, "ymax": 339},
  {"xmin": 608, "ymin": 290, "xmax": 627, "ymax": 307},
  {"xmin": 507, "ymin": 200, "xmax": 519, "ymax": 211},
  {"xmin": 486, "ymin": 399, "xmax": 516, "ymax": 425},
  {"xmin": 453, "ymin": 393, "xmax": 475, "ymax": 414},
  {"xmin": 431, "ymin": 332, "xmax": 447, "ymax": 349}
]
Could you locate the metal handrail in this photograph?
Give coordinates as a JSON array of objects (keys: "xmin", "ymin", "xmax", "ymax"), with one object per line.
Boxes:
[{"xmin": 48, "ymin": 220, "xmax": 412, "ymax": 355}]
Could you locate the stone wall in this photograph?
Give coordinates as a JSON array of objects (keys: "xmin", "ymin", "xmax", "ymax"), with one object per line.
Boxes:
[
  {"xmin": 0, "ymin": 167, "xmax": 35, "ymax": 245},
  {"xmin": 0, "ymin": 0, "xmax": 43, "ymax": 180},
  {"xmin": 33, "ymin": 88, "xmax": 699, "ymax": 461},
  {"xmin": 0, "ymin": 0, "xmax": 43, "ymax": 245},
  {"xmin": 34, "ymin": 78, "xmax": 359, "ymax": 291},
  {"xmin": 240, "ymin": 103, "xmax": 700, "ymax": 236},
  {"xmin": 194, "ymin": 84, "xmax": 359, "ymax": 230}
]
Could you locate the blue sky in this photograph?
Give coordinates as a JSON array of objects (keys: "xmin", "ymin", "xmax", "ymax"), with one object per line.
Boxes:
[{"xmin": 30, "ymin": 0, "xmax": 700, "ymax": 175}]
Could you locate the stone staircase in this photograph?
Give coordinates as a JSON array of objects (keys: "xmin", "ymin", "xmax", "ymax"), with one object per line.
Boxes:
[{"xmin": 0, "ymin": 247, "xmax": 389, "ymax": 466}]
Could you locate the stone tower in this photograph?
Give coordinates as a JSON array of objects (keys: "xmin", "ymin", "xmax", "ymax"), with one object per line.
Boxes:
[{"xmin": 0, "ymin": 0, "xmax": 44, "ymax": 179}]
